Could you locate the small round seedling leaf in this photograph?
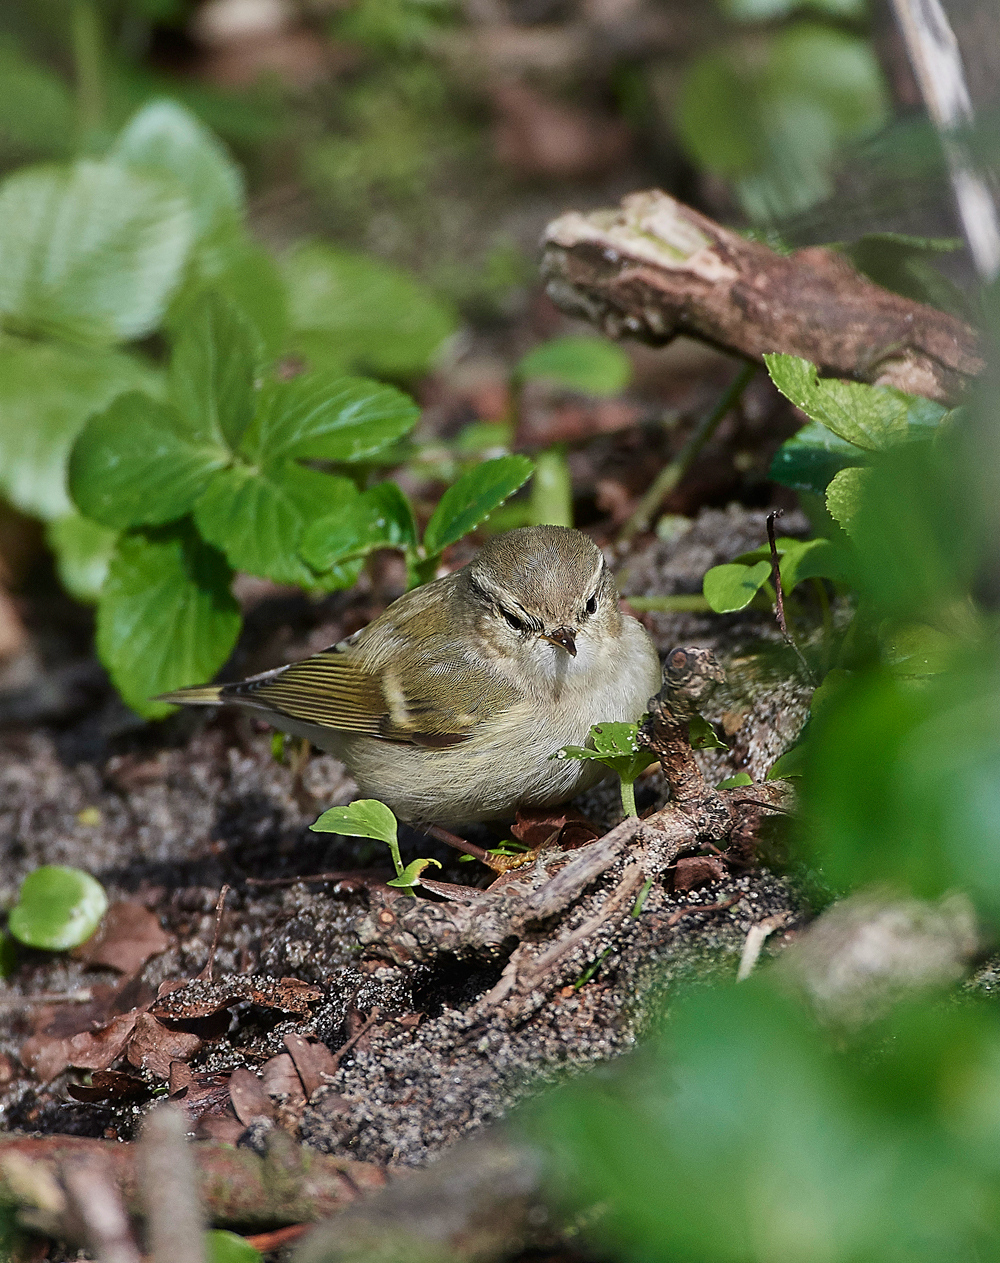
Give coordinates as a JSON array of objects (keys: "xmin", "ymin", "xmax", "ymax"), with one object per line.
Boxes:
[
  {"xmin": 517, "ymin": 336, "xmax": 632, "ymax": 397},
  {"xmin": 591, "ymin": 722, "xmax": 642, "ymax": 757},
  {"xmin": 703, "ymin": 560, "xmax": 772, "ymax": 612},
  {"xmin": 311, "ymin": 799, "xmax": 398, "ymax": 846},
  {"xmin": 423, "ymin": 455, "xmax": 534, "ymax": 557},
  {"xmin": 387, "ymin": 858, "xmax": 442, "ymax": 889},
  {"xmin": 204, "ymin": 1229, "xmax": 262, "ymax": 1263},
  {"xmin": 717, "ymin": 772, "xmax": 754, "ymax": 788},
  {"xmin": 8, "ymin": 866, "xmax": 108, "ymax": 951}
]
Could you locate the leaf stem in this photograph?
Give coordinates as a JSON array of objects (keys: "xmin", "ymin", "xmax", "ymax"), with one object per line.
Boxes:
[
  {"xmin": 620, "ymin": 778, "xmax": 638, "ymax": 818},
  {"xmin": 619, "ymin": 360, "xmax": 756, "ymax": 542},
  {"xmin": 72, "ymin": 0, "xmax": 105, "ymax": 147}
]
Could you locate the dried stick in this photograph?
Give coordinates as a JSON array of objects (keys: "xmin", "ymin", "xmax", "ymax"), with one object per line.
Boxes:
[
  {"xmin": 620, "ymin": 360, "xmax": 756, "ymax": 541},
  {"xmin": 139, "ymin": 1105, "xmax": 204, "ymax": 1263},
  {"xmin": 61, "ymin": 1154, "xmax": 141, "ymax": 1263},
  {"xmin": 542, "ymin": 190, "xmax": 981, "ymax": 404},
  {"xmin": 197, "ymin": 885, "xmax": 230, "ymax": 984},
  {"xmin": 766, "ymin": 509, "xmax": 815, "ymax": 686}
]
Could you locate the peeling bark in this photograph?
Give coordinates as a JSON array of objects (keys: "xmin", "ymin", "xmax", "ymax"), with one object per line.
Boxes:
[{"xmin": 542, "ymin": 190, "xmax": 982, "ymax": 404}]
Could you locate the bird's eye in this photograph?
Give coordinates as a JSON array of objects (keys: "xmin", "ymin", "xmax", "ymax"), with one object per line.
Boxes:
[
  {"xmin": 501, "ymin": 608, "xmax": 526, "ymax": 633},
  {"xmin": 585, "ymin": 594, "xmax": 598, "ymax": 616}
]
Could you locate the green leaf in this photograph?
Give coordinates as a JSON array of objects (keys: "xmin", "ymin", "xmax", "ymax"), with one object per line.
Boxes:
[
  {"xmin": 825, "ymin": 466, "xmax": 871, "ymax": 537},
  {"xmin": 96, "ymin": 525, "xmax": 240, "ymax": 719},
  {"xmin": 169, "ymin": 291, "xmax": 259, "ymax": 450},
  {"xmin": 703, "ymin": 560, "xmax": 772, "ymax": 612},
  {"xmin": 194, "ymin": 462, "xmax": 356, "ymax": 586},
  {"xmin": 769, "ymin": 420, "xmax": 868, "ymax": 495},
  {"xmin": 880, "ymin": 623, "xmax": 956, "ymax": 677},
  {"xmin": 591, "ymin": 722, "xmax": 645, "ymax": 758},
  {"xmin": 69, "ymin": 393, "xmax": 228, "ymax": 530},
  {"xmin": 677, "ymin": 24, "xmax": 888, "ymax": 222},
  {"xmin": 767, "ymin": 744, "xmax": 806, "ymax": 778},
  {"xmin": 765, "ymin": 354, "xmax": 912, "ymax": 452},
  {"xmin": 387, "ymin": 857, "xmax": 443, "ymax": 889},
  {"xmin": 300, "ymin": 482, "xmax": 416, "ymax": 571},
  {"xmin": 311, "ymin": 799, "xmax": 398, "ymax": 846},
  {"xmin": 689, "ymin": 713, "xmax": 726, "ymax": 750},
  {"xmin": 0, "ymin": 160, "xmax": 195, "ymax": 345},
  {"xmin": 46, "ymin": 513, "xmax": 118, "ymax": 603},
  {"xmin": 244, "ymin": 373, "xmax": 419, "ymax": 465},
  {"xmin": 517, "ymin": 336, "xmax": 632, "ymax": 396},
  {"xmin": 204, "ymin": 1229, "xmax": 262, "ymax": 1263},
  {"xmin": 8, "ymin": 866, "xmax": 108, "ymax": 951},
  {"xmin": 0, "ymin": 337, "xmax": 160, "ymax": 520},
  {"xmin": 553, "ymin": 722, "xmax": 658, "ymax": 784},
  {"xmin": 282, "ymin": 243, "xmax": 457, "ymax": 379},
  {"xmin": 169, "ymin": 233, "xmax": 288, "ymax": 360},
  {"xmin": 423, "ymin": 455, "xmax": 534, "ymax": 557},
  {"xmin": 717, "ymin": 772, "xmax": 753, "ymax": 788},
  {"xmin": 111, "ymin": 100, "xmax": 245, "ymax": 241},
  {"xmin": 722, "ymin": 0, "xmax": 865, "ymax": 17},
  {"xmin": 778, "ymin": 537, "xmax": 852, "ymax": 590},
  {"xmin": 0, "ymin": 39, "xmax": 74, "ymax": 159}
]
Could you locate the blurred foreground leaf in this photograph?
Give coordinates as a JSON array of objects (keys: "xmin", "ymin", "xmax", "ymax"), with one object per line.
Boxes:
[{"xmin": 8, "ymin": 866, "xmax": 108, "ymax": 951}]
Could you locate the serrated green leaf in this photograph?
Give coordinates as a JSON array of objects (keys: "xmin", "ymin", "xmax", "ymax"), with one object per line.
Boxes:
[
  {"xmin": 97, "ymin": 525, "xmax": 240, "ymax": 719},
  {"xmin": 70, "ymin": 393, "xmax": 228, "ymax": 530},
  {"xmin": 0, "ymin": 160, "xmax": 195, "ymax": 345},
  {"xmin": 517, "ymin": 336, "xmax": 632, "ymax": 396},
  {"xmin": 0, "ymin": 337, "xmax": 160, "ymax": 520},
  {"xmin": 244, "ymin": 373, "xmax": 419, "ymax": 465},
  {"xmin": 423, "ymin": 455, "xmax": 534, "ymax": 557},
  {"xmin": 703, "ymin": 560, "xmax": 772, "ymax": 612},
  {"xmin": 689, "ymin": 713, "xmax": 726, "ymax": 750},
  {"xmin": 169, "ymin": 233, "xmax": 288, "ymax": 359},
  {"xmin": 765, "ymin": 354, "xmax": 911, "ymax": 452},
  {"xmin": 282, "ymin": 243, "xmax": 457, "ymax": 379},
  {"xmin": 311, "ymin": 799, "xmax": 398, "ymax": 845},
  {"xmin": 194, "ymin": 461, "xmax": 356, "ymax": 586},
  {"xmin": 111, "ymin": 99, "xmax": 245, "ymax": 241},
  {"xmin": 8, "ymin": 866, "xmax": 108, "ymax": 951},
  {"xmin": 387, "ymin": 857, "xmax": 443, "ymax": 889},
  {"xmin": 301, "ymin": 482, "xmax": 416, "ymax": 571},
  {"xmin": 825, "ymin": 466, "xmax": 871, "ymax": 537},
  {"xmin": 46, "ymin": 513, "xmax": 118, "ymax": 603},
  {"xmin": 169, "ymin": 292, "xmax": 259, "ymax": 450},
  {"xmin": 769, "ymin": 420, "xmax": 868, "ymax": 495},
  {"xmin": 205, "ymin": 1229, "xmax": 262, "ymax": 1263}
]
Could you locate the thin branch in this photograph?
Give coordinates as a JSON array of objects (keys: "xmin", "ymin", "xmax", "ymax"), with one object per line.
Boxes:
[
  {"xmin": 620, "ymin": 361, "xmax": 756, "ymax": 541},
  {"xmin": 197, "ymin": 884, "xmax": 230, "ymax": 984}
]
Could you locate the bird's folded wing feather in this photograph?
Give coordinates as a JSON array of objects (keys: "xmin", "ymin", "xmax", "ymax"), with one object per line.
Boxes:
[{"xmin": 222, "ymin": 641, "xmax": 521, "ymax": 746}]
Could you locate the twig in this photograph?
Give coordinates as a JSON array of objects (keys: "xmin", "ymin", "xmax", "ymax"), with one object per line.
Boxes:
[
  {"xmin": 328, "ymin": 1008, "xmax": 382, "ymax": 1072},
  {"xmin": 139, "ymin": 1105, "xmax": 204, "ymax": 1263},
  {"xmin": 891, "ymin": 0, "xmax": 1000, "ymax": 280},
  {"xmin": 244, "ymin": 1223, "xmax": 311, "ymax": 1251},
  {"xmin": 666, "ymin": 893, "xmax": 744, "ymax": 928},
  {"xmin": 197, "ymin": 884, "xmax": 230, "ymax": 984},
  {"xmin": 245, "ymin": 870, "xmax": 389, "ymax": 889},
  {"xmin": 62, "ymin": 1154, "xmax": 141, "ymax": 1263},
  {"xmin": 766, "ymin": 510, "xmax": 815, "ymax": 686},
  {"xmin": 620, "ymin": 361, "xmax": 755, "ymax": 541},
  {"xmin": 736, "ymin": 911, "xmax": 792, "ymax": 981},
  {"xmin": 424, "ymin": 824, "xmax": 493, "ymax": 865}
]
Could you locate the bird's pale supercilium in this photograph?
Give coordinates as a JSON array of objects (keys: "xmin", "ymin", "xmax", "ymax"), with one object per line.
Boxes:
[{"xmin": 159, "ymin": 526, "xmax": 663, "ymax": 824}]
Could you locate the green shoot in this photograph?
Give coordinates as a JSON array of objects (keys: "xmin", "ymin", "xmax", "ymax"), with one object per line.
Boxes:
[
  {"xmin": 310, "ymin": 799, "xmax": 439, "ymax": 896},
  {"xmin": 553, "ymin": 722, "xmax": 658, "ymax": 818}
]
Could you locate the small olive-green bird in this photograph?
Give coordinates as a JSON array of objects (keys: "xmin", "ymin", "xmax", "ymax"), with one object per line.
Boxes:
[{"xmin": 160, "ymin": 526, "xmax": 662, "ymax": 825}]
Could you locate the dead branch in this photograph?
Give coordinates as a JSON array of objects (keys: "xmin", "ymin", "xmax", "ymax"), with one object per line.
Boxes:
[
  {"xmin": 0, "ymin": 1131, "xmax": 384, "ymax": 1233},
  {"xmin": 542, "ymin": 189, "xmax": 982, "ymax": 404}
]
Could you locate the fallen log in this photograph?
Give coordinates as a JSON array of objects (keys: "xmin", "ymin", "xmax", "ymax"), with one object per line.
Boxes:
[{"xmin": 541, "ymin": 189, "xmax": 982, "ymax": 404}]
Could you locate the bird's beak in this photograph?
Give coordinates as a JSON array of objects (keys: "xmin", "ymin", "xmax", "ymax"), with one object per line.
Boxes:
[{"xmin": 541, "ymin": 627, "xmax": 577, "ymax": 657}]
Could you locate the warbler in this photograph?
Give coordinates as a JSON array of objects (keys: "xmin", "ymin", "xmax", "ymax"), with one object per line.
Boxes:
[{"xmin": 160, "ymin": 526, "xmax": 662, "ymax": 824}]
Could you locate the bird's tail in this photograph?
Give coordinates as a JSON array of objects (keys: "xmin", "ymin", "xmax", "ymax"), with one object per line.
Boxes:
[{"xmin": 155, "ymin": 684, "xmax": 224, "ymax": 706}]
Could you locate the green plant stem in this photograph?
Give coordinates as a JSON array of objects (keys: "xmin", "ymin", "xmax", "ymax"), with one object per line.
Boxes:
[
  {"xmin": 530, "ymin": 444, "xmax": 574, "ymax": 527},
  {"xmin": 619, "ymin": 361, "xmax": 756, "ymax": 542},
  {"xmin": 72, "ymin": 0, "xmax": 105, "ymax": 147},
  {"xmin": 626, "ymin": 595, "xmax": 712, "ymax": 613},
  {"xmin": 621, "ymin": 778, "xmax": 638, "ymax": 818},
  {"xmin": 631, "ymin": 877, "xmax": 654, "ymax": 918},
  {"xmin": 812, "ymin": 576, "xmax": 833, "ymax": 673}
]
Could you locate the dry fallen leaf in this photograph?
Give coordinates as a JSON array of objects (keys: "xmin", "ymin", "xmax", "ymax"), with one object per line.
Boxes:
[{"xmin": 73, "ymin": 901, "xmax": 172, "ymax": 974}]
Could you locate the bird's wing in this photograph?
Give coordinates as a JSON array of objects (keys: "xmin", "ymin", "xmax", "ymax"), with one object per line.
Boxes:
[{"xmin": 219, "ymin": 640, "xmax": 520, "ymax": 747}]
